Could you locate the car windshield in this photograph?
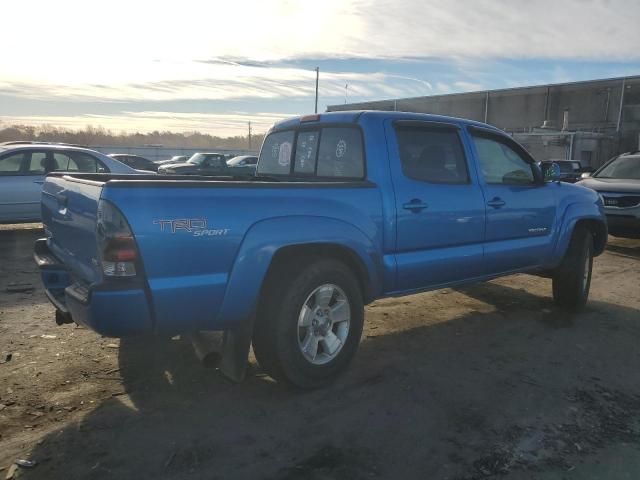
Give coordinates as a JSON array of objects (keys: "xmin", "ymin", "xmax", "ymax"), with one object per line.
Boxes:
[
  {"xmin": 227, "ymin": 156, "xmax": 252, "ymax": 166},
  {"xmin": 187, "ymin": 153, "xmax": 206, "ymax": 165},
  {"xmin": 595, "ymin": 156, "xmax": 640, "ymax": 179}
]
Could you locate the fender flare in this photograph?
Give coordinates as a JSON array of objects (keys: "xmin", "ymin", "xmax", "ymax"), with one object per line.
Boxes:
[
  {"xmin": 215, "ymin": 215, "xmax": 383, "ymax": 330},
  {"xmin": 552, "ymin": 202, "xmax": 607, "ymax": 264}
]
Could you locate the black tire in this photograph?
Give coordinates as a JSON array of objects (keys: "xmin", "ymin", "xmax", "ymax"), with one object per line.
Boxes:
[
  {"xmin": 253, "ymin": 258, "xmax": 364, "ymax": 389},
  {"xmin": 552, "ymin": 226, "xmax": 594, "ymax": 311}
]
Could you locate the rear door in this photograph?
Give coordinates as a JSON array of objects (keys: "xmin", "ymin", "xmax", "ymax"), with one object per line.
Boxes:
[
  {"xmin": 468, "ymin": 128, "xmax": 557, "ymax": 273},
  {"xmin": 387, "ymin": 120, "xmax": 486, "ymax": 292}
]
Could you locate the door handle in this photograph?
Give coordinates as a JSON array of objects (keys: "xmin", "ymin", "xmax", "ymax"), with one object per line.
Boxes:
[
  {"xmin": 33, "ymin": 180, "xmax": 44, "ymax": 185},
  {"xmin": 403, "ymin": 199, "xmax": 429, "ymax": 212},
  {"xmin": 487, "ymin": 197, "xmax": 506, "ymax": 208}
]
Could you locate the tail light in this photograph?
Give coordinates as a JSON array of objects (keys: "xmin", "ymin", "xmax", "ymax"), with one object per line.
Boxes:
[{"xmin": 96, "ymin": 199, "xmax": 138, "ymax": 277}]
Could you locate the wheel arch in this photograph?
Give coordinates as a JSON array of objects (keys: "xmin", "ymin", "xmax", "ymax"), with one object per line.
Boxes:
[
  {"xmin": 214, "ymin": 216, "xmax": 382, "ymax": 330},
  {"xmin": 262, "ymin": 243, "xmax": 372, "ymax": 305},
  {"xmin": 553, "ymin": 202, "xmax": 608, "ymax": 263}
]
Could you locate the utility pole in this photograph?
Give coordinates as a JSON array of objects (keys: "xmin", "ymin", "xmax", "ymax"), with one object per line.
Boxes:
[
  {"xmin": 344, "ymin": 83, "xmax": 349, "ymax": 104},
  {"xmin": 248, "ymin": 121, "xmax": 252, "ymax": 151},
  {"xmin": 314, "ymin": 67, "xmax": 319, "ymax": 114}
]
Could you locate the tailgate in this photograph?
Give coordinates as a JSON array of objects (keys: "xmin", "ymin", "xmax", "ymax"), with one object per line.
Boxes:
[{"xmin": 42, "ymin": 175, "xmax": 104, "ymax": 285}]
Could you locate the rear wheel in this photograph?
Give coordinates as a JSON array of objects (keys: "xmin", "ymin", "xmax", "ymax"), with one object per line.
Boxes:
[
  {"xmin": 552, "ymin": 226, "xmax": 594, "ymax": 311},
  {"xmin": 253, "ymin": 259, "xmax": 364, "ymax": 389}
]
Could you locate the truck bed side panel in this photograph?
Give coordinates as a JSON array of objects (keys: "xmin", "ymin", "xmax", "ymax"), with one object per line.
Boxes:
[{"xmin": 102, "ymin": 183, "xmax": 384, "ymax": 335}]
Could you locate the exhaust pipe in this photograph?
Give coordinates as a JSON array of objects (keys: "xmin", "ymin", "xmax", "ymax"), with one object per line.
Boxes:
[{"xmin": 188, "ymin": 331, "xmax": 223, "ymax": 368}]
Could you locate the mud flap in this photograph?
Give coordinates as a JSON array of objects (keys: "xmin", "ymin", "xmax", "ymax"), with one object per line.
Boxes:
[{"xmin": 219, "ymin": 312, "xmax": 256, "ymax": 383}]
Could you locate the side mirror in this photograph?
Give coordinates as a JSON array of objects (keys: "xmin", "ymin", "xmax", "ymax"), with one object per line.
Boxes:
[
  {"xmin": 580, "ymin": 172, "xmax": 591, "ymax": 179},
  {"xmin": 541, "ymin": 162, "xmax": 561, "ymax": 182}
]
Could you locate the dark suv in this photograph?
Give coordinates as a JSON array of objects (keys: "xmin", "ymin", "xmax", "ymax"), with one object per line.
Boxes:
[{"xmin": 108, "ymin": 154, "xmax": 158, "ymax": 172}]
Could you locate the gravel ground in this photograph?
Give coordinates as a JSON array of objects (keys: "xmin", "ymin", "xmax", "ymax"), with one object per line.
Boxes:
[{"xmin": 1, "ymin": 226, "xmax": 639, "ymax": 480}]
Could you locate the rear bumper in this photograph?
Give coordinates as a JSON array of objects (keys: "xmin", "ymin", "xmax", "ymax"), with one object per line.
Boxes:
[{"xmin": 34, "ymin": 238, "xmax": 153, "ymax": 337}]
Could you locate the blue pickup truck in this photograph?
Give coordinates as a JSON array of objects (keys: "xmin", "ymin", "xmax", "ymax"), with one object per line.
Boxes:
[{"xmin": 35, "ymin": 111, "xmax": 607, "ymax": 388}]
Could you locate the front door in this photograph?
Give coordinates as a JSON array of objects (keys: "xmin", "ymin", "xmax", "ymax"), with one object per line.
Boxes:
[
  {"xmin": 387, "ymin": 121, "xmax": 486, "ymax": 292},
  {"xmin": 468, "ymin": 128, "xmax": 557, "ymax": 274}
]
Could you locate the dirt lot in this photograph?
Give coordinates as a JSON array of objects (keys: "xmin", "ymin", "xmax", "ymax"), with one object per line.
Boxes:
[{"xmin": 1, "ymin": 226, "xmax": 639, "ymax": 480}]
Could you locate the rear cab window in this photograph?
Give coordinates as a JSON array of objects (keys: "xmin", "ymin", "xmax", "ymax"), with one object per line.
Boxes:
[{"xmin": 257, "ymin": 126, "xmax": 365, "ymax": 180}]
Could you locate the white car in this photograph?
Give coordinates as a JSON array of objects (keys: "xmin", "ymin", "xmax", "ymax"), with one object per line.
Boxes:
[{"xmin": 0, "ymin": 143, "xmax": 149, "ymax": 223}]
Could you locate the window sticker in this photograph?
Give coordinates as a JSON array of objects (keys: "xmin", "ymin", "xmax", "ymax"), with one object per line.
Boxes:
[
  {"xmin": 336, "ymin": 139, "xmax": 347, "ymax": 158},
  {"xmin": 278, "ymin": 141, "xmax": 292, "ymax": 167}
]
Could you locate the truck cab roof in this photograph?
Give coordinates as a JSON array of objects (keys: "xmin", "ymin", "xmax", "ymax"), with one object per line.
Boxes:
[{"xmin": 271, "ymin": 110, "xmax": 504, "ymax": 133}]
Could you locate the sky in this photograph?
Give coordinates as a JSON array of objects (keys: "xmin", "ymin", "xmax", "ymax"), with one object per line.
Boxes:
[{"xmin": 2, "ymin": 0, "xmax": 640, "ymax": 137}]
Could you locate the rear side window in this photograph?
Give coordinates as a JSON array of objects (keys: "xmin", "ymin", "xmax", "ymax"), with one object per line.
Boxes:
[
  {"xmin": 258, "ymin": 127, "xmax": 364, "ymax": 179},
  {"xmin": 67, "ymin": 152, "xmax": 102, "ymax": 173},
  {"xmin": 257, "ymin": 130, "xmax": 295, "ymax": 175},
  {"xmin": 395, "ymin": 126, "xmax": 469, "ymax": 184},
  {"xmin": 317, "ymin": 128, "xmax": 364, "ymax": 178}
]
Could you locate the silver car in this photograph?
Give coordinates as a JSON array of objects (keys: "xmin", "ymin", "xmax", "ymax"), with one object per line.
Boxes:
[
  {"xmin": 577, "ymin": 152, "xmax": 640, "ymax": 238},
  {"xmin": 0, "ymin": 144, "xmax": 144, "ymax": 223}
]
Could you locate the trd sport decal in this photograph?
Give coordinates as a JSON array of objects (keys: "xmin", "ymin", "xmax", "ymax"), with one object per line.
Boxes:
[{"xmin": 153, "ymin": 218, "xmax": 229, "ymax": 237}]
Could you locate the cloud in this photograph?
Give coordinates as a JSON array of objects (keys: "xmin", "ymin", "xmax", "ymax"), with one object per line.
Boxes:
[
  {"xmin": 3, "ymin": 0, "xmax": 640, "ymax": 84},
  {"xmin": 0, "ymin": 61, "xmax": 431, "ymax": 103}
]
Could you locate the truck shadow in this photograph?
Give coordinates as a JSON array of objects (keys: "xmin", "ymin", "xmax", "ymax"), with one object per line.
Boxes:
[
  {"xmin": 605, "ymin": 239, "xmax": 640, "ymax": 260},
  {"xmin": 22, "ymin": 281, "xmax": 640, "ymax": 480},
  {"xmin": 0, "ymin": 228, "xmax": 50, "ymax": 311}
]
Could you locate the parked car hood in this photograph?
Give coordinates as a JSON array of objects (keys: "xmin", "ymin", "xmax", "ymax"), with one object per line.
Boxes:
[
  {"xmin": 155, "ymin": 159, "xmax": 183, "ymax": 165},
  {"xmin": 577, "ymin": 177, "xmax": 640, "ymax": 193},
  {"xmin": 159, "ymin": 162, "xmax": 199, "ymax": 173}
]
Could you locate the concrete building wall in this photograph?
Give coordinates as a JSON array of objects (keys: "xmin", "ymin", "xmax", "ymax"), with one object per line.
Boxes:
[{"xmin": 329, "ymin": 75, "xmax": 640, "ymax": 165}]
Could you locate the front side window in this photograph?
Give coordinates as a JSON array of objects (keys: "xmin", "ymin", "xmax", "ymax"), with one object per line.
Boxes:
[
  {"xmin": 203, "ymin": 155, "xmax": 225, "ymax": 167},
  {"xmin": 472, "ymin": 135, "xmax": 535, "ymax": 185},
  {"xmin": 395, "ymin": 126, "xmax": 469, "ymax": 184},
  {"xmin": 67, "ymin": 152, "xmax": 101, "ymax": 172},
  {"xmin": 0, "ymin": 153, "xmax": 25, "ymax": 174}
]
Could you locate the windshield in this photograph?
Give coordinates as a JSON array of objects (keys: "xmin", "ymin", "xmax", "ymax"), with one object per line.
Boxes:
[
  {"xmin": 595, "ymin": 156, "xmax": 640, "ymax": 179},
  {"xmin": 187, "ymin": 153, "xmax": 205, "ymax": 165},
  {"xmin": 227, "ymin": 156, "xmax": 256, "ymax": 166},
  {"xmin": 227, "ymin": 156, "xmax": 245, "ymax": 166}
]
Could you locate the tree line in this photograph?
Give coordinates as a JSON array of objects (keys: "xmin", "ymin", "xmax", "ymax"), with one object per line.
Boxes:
[{"xmin": 0, "ymin": 124, "xmax": 265, "ymax": 150}]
